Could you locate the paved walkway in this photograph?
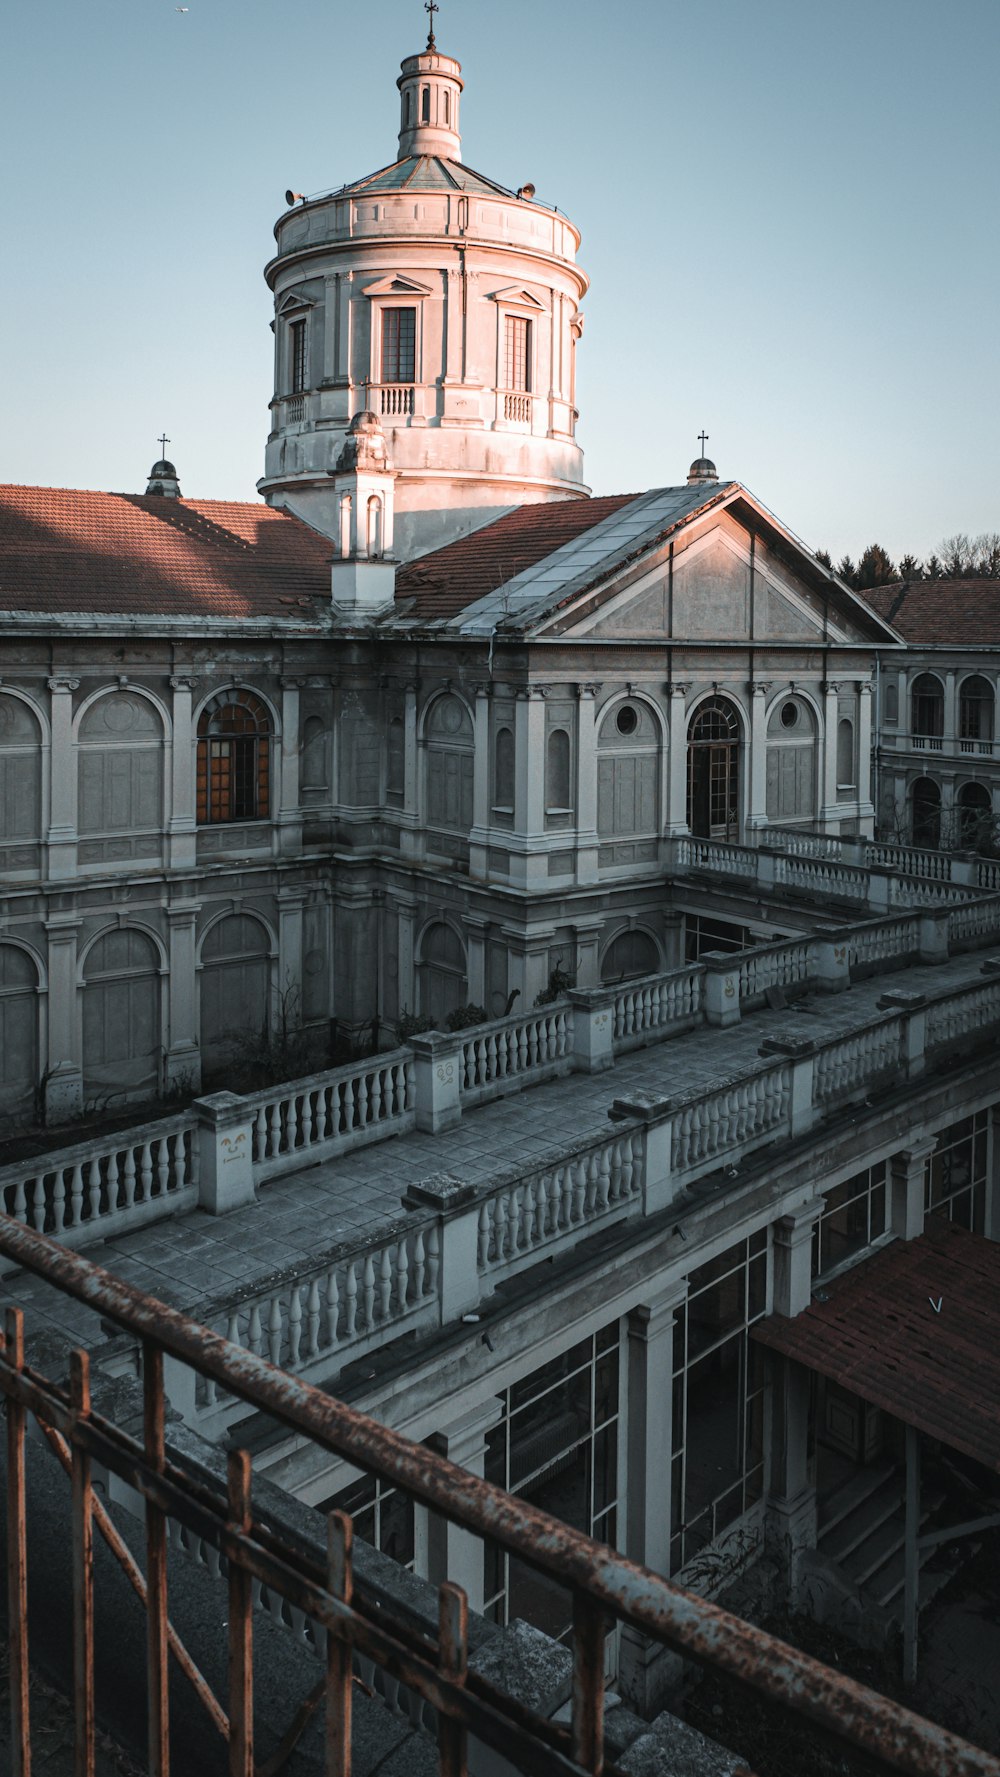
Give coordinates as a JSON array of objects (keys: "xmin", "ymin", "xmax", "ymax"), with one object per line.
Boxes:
[{"xmin": 4, "ymin": 948, "xmax": 991, "ymax": 1356}]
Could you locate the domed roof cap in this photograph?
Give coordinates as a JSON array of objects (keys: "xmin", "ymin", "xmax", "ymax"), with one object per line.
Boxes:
[
  {"xmin": 687, "ymin": 456, "xmax": 718, "ymax": 486},
  {"xmin": 150, "ymin": 458, "xmax": 177, "ymax": 478}
]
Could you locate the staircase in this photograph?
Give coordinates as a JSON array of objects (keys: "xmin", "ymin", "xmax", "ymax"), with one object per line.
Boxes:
[{"xmin": 817, "ymin": 1461, "xmax": 956, "ymax": 1620}]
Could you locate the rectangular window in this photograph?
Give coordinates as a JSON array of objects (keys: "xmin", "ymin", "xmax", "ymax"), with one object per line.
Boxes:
[
  {"xmin": 381, "ymin": 307, "xmax": 416, "ymax": 383},
  {"xmin": 811, "ymin": 1163, "xmax": 887, "ymax": 1279},
  {"xmin": 504, "ymin": 316, "xmax": 532, "ymax": 391},
  {"xmin": 290, "ymin": 319, "xmax": 307, "ymax": 394},
  {"xmin": 925, "ymin": 1110, "xmax": 989, "ymax": 1232}
]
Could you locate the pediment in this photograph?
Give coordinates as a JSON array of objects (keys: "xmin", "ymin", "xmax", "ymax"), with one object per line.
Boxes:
[
  {"xmin": 363, "ymin": 273, "xmax": 434, "ymax": 298},
  {"xmin": 276, "ymin": 288, "xmax": 318, "ymax": 314},
  {"xmin": 488, "ymin": 285, "xmax": 547, "ymax": 311},
  {"xmin": 542, "ymin": 524, "xmax": 866, "ymax": 645}
]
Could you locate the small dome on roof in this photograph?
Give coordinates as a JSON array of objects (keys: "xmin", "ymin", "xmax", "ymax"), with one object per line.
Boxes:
[
  {"xmin": 150, "ymin": 458, "xmax": 177, "ymax": 478},
  {"xmin": 687, "ymin": 456, "xmax": 718, "ymax": 486}
]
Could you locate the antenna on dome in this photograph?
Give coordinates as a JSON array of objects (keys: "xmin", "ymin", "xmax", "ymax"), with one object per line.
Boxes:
[{"xmin": 424, "ymin": 0, "xmax": 438, "ymax": 46}]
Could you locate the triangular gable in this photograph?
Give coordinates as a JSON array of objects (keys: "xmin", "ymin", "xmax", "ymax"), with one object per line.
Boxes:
[
  {"xmin": 530, "ymin": 493, "xmax": 900, "ymax": 647},
  {"xmin": 363, "ymin": 273, "xmax": 434, "ymax": 298},
  {"xmin": 487, "ymin": 285, "xmax": 547, "ymax": 311},
  {"xmin": 276, "ymin": 288, "xmax": 318, "ymax": 314}
]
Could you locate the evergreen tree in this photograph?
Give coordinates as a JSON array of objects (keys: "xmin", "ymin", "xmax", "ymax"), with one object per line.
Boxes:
[
  {"xmin": 814, "ymin": 549, "xmax": 833, "ymax": 571},
  {"xmin": 898, "ymin": 554, "xmax": 923, "ymax": 581},
  {"xmin": 925, "ymin": 554, "xmax": 943, "ymax": 579},
  {"xmin": 855, "ymin": 544, "xmax": 897, "ymax": 589},
  {"xmin": 835, "ymin": 555, "xmax": 857, "ymax": 587}
]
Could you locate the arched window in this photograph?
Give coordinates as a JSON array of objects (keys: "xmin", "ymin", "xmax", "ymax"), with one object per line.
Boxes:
[
  {"xmin": 688, "ymin": 697, "xmax": 740, "ymax": 839},
  {"xmin": 197, "ymin": 691, "xmax": 271, "ymax": 825},
  {"xmin": 960, "ymin": 676, "xmax": 994, "ymax": 749},
  {"xmin": 597, "ymin": 699, "xmax": 659, "ymax": 842},
  {"xmin": 493, "ymin": 725, "xmax": 515, "ymax": 819},
  {"xmin": 911, "ymin": 674, "xmax": 944, "ymax": 740},
  {"xmin": 0, "ymin": 945, "xmax": 38, "ymax": 1126},
  {"xmin": 339, "ymin": 493, "xmax": 352, "ymax": 559},
  {"xmin": 425, "ymin": 695, "xmax": 474, "ymax": 835},
  {"xmin": 765, "ymin": 696, "xmax": 817, "ymax": 823},
  {"xmin": 367, "ymin": 495, "xmax": 383, "ymax": 559},
  {"xmin": 0, "ymin": 694, "xmax": 41, "ymax": 846},
  {"xmin": 83, "ymin": 929, "xmax": 161, "ymax": 1105},
  {"xmin": 443, "ymin": 90, "xmax": 451, "ymax": 126},
  {"xmin": 200, "ymin": 915, "xmax": 271, "ymax": 1077},
  {"xmin": 837, "ymin": 717, "xmax": 855, "ymax": 791},
  {"xmin": 421, "ymin": 85, "xmax": 431, "ymax": 122},
  {"xmin": 78, "ymin": 692, "xmax": 163, "ymax": 852},
  {"xmin": 883, "ymin": 680, "xmax": 899, "ymax": 725},
  {"xmin": 601, "ymin": 929, "xmax": 660, "ymax": 985},
  {"xmin": 957, "ymin": 781, "xmax": 992, "ymax": 849},
  {"xmin": 417, "ymin": 922, "xmax": 467, "ymax": 1026},
  {"xmin": 546, "ymin": 729, "xmax": 571, "ymax": 812},
  {"xmin": 911, "ymin": 777, "xmax": 941, "ymax": 848}
]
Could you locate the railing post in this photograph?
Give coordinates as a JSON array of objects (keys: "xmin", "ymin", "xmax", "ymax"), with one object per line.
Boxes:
[
  {"xmin": 812, "ymin": 926, "xmax": 852, "ymax": 993},
  {"xmin": 567, "ymin": 988, "xmax": 615, "ymax": 1073},
  {"xmin": 701, "ymin": 954, "xmax": 741, "ymax": 1028},
  {"xmin": 402, "ymin": 1175, "xmax": 480, "ymax": 1319},
  {"xmin": 759, "ymin": 1037, "xmax": 816, "ymax": 1138},
  {"xmin": 409, "ymin": 1032, "xmax": 463, "ymax": 1133},
  {"xmin": 608, "ymin": 1097, "xmax": 672, "ymax": 1214},
  {"xmin": 878, "ymin": 989, "xmax": 927, "ymax": 1081},
  {"xmin": 193, "ymin": 1092, "xmax": 257, "ymax": 1215},
  {"xmin": 918, "ymin": 907, "xmax": 951, "ymax": 963},
  {"xmin": 866, "ymin": 869, "xmax": 891, "ymax": 913},
  {"xmin": 950, "ymin": 851, "xmax": 976, "ymax": 886},
  {"xmin": 756, "ymin": 848, "xmax": 777, "ymax": 891}
]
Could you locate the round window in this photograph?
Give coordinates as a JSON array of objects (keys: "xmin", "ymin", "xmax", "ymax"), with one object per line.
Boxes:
[
  {"xmin": 780, "ymin": 701, "xmax": 799, "ymax": 729},
  {"xmin": 616, "ymin": 704, "xmax": 639, "ymax": 736}
]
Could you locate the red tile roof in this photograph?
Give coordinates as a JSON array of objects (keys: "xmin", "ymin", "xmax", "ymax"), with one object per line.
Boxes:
[
  {"xmin": 394, "ymin": 494, "xmax": 639, "ymax": 620},
  {"xmin": 753, "ymin": 1221, "xmax": 1000, "ymax": 1472},
  {"xmin": 866, "ymin": 579, "xmax": 1000, "ymax": 645},
  {"xmin": 0, "ymin": 485, "xmax": 332, "ymax": 621}
]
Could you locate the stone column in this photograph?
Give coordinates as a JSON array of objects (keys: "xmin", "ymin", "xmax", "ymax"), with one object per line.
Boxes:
[
  {"xmin": 469, "ymin": 682, "xmax": 491, "ymax": 880},
  {"xmin": 766, "ymin": 1202, "xmax": 824, "ymax": 1596},
  {"xmin": 821, "ymin": 681, "xmax": 840, "ymax": 826},
  {"xmin": 46, "ymin": 676, "xmax": 79, "ymax": 880},
  {"xmin": 44, "ymin": 915, "xmax": 83, "ymax": 1120},
  {"xmin": 512, "ymin": 688, "xmax": 547, "ymax": 888},
  {"xmin": 421, "ymin": 1398, "xmax": 500, "ymax": 1611},
  {"xmin": 277, "ymin": 678, "xmax": 304, "ymax": 856},
  {"xmin": 167, "ymin": 674, "xmax": 198, "ymax": 870},
  {"xmin": 619, "ymin": 1282, "xmax": 687, "ymax": 1714},
  {"xmin": 665, "ymin": 682, "xmax": 689, "ymax": 836},
  {"xmin": 575, "ymin": 682, "xmax": 600, "ymax": 884},
  {"xmin": 857, "ymin": 681, "xmax": 875, "ymax": 829},
  {"xmin": 891, "ymin": 1137, "xmax": 936, "ymax": 1240},
  {"xmin": 164, "ymin": 903, "xmax": 201, "ymax": 1094},
  {"xmin": 748, "ymin": 681, "xmax": 769, "ymax": 834}
]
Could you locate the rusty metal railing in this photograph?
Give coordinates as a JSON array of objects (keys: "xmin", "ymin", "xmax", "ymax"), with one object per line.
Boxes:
[{"xmin": 2, "ymin": 1211, "xmax": 999, "ymax": 1777}]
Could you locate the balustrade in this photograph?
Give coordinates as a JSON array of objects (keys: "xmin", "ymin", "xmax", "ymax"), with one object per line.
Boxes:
[
  {"xmin": 461, "ymin": 1006, "xmax": 571, "ymax": 1105},
  {"xmin": 251, "ymin": 1053, "xmax": 415, "ymax": 1179}
]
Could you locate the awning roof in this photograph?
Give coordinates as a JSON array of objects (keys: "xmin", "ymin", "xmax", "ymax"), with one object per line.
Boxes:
[{"xmin": 752, "ymin": 1221, "xmax": 1000, "ymax": 1474}]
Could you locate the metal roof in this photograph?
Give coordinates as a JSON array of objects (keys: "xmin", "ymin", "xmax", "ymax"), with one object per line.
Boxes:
[
  {"xmin": 752, "ymin": 1221, "xmax": 1000, "ymax": 1473},
  {"xmin": 335, "ymin": 155, "xmax": 516, "ymax": 198},
  {"xmin": 455, "ymin": 484, "xmax": 735, "ymax": 634}
]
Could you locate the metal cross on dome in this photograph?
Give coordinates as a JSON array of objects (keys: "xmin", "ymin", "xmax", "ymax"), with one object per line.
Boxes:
[
  {"xmin": 158, "ymin": 434, "xmax": 170, "ymax": 458},
  {"xmin": 424, "ymin": 0, "xmax": 438, "ymax": 45},
  {"xmin": 698, "ymin": 430, "xmax": 709, "ymax": 456}
]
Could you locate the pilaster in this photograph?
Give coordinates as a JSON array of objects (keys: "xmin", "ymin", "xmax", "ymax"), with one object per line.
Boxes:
[
  {"xmin": 167, "ymin": 675, "xmax": 198, "ymax": 868},
  {"xmin": 277, "ymin": 678, "xmax": 304, "ymax": 856},
  {"xmin": 277, "ymin": 886, "xmax": 308, "ymax": 1018},
  {"xmin": 44, "ymin": 916, "xmax": 83, "ymax": 1119},
  {"xmin": 575, "ymin": 682, "xmax": 600, "ymax": 883},
  {"xmin": 857, "ymin": 681, "xmax": 875, "ymax": 828},
  {"xmin": 469, "ymin": 682, "xmax": 491, "ymax": 881},
  {"xmin": 511, "ymin": 687, "xmax": 547, "ymax": 888},
  {"xmin": 821, "ymin": 681, "xmax": 841, "ymax": 825},
  {"xmin": 891, "ymin": 1137, "xmax": 936, "ymax": 1241},
  {"xmin": 46, "ymin": 676, "xmax": 79, "ymax": 880},
  {"xmin": 400, "ymin": 683, "xmax": 421, "ymax": 860},
  {"xmin": 164, "ymin": 903, "xmax": 201, "ymax": 1094},
  {"xmin": 665, "ymin": 683, "xmax": 689, "ymax": 836},
  {"xmin": 748, "ymin": 681, "xmax": 769, "ymax": 833}
]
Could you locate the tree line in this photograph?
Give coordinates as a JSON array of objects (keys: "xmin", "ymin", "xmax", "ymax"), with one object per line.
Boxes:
[{"xmin": 814, "ymin": 533, "xmax": 1000, "ymax": 590}]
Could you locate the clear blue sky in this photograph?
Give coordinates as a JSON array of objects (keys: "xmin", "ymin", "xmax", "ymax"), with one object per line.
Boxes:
[{"xmin": 1, "ymin": 0, "xmax": 997, "ymax": 562}]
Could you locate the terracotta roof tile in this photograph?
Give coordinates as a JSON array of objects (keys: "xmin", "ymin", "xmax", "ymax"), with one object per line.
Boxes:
[
  {"xmin": 394, "ymin": 495, "xmax": 639, "ymax": 620},
  {"xmin": 0, "ymin": 485, "xmax": 332, "ymax": 622},
  {"xmin": 867, "ymin": 579, "xmax": 1000, "ymax": 645}
]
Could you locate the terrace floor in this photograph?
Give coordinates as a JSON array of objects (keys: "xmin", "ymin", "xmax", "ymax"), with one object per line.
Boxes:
[{"xmin": 4, "ymin": 946, "xmax": 992, "ymax": 1355}]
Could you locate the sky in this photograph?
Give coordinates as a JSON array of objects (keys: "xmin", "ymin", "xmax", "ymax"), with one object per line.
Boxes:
[{"xmin": 1, "ymin": 0, "xmax": 997, "ymax": 563}]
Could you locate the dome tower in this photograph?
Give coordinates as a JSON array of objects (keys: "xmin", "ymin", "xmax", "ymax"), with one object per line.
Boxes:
[{"xmin": 259, "ymin": 32, "xmax": 589, "ymax": 560}]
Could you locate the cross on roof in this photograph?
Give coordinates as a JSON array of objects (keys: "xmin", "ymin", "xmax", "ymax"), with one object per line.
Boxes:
[
  {"xmin": 158, "ymin": 433, "xmax": 170, "ymax": 457},
  {"xmin": 698, "ymin": 430, "xmax": 709, "ymax": 456},
  {"xmin": 424, "ymin": 0, "xmax": 438, "ymax": 44}
]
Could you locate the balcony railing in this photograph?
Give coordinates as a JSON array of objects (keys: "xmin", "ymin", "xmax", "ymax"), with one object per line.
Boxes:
[
  {"xmin": 502, "ymin": 391, "xmax": 532, "ymax": 423},
  {"xmin": 378, "ymin": 383, "xmax": 415, "ymax": 417},
  {"xmin": 3, "ymin": 1215, "xmax": 998, "ymax": 1776}
]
